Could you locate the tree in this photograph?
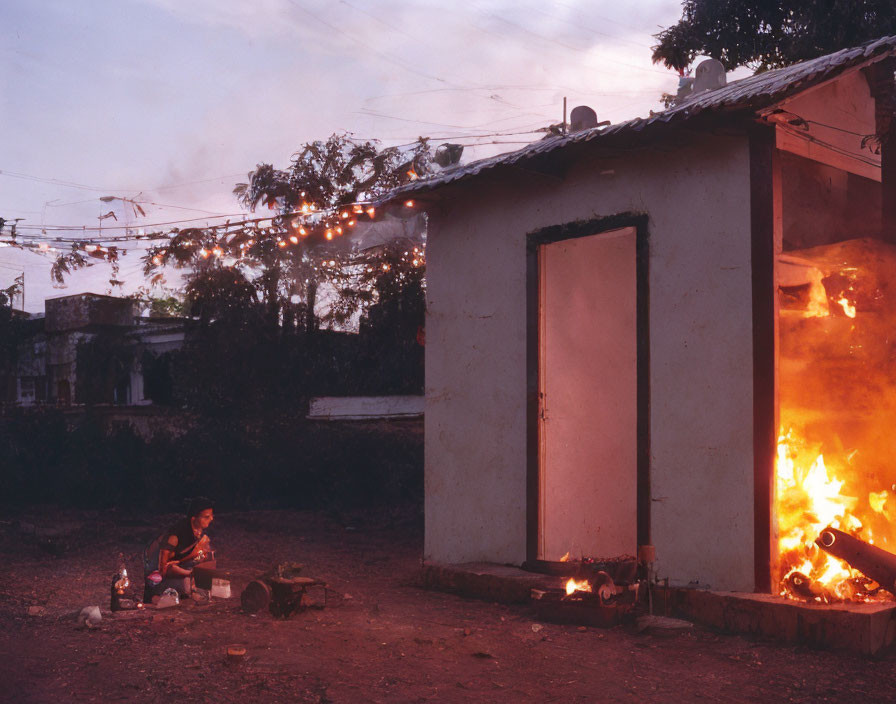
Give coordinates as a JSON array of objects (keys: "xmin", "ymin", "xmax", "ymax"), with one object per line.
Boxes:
[
  {"xmin": 137, "ymin": 133, "xmax": 431, "ymax": 413},
  {"xmin": 145, "ymin": 133, "xmax": 431, "ymax": 333},
  {"xmin": 652, "ymin": 0, "xmax": 896, "ymax": 71},
  {"xmin": 0, "ymin": 279, "xmax": 25, "ymax": 403}
]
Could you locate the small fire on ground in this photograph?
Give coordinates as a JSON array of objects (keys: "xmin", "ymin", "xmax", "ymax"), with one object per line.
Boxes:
[{"xmin": 565, "ymin": 578, "xmax": 592, "ymax": 596}]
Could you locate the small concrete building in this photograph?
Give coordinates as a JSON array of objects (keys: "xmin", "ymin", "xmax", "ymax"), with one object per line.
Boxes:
[
  {"xmin": 13, "ymin": 293, "xmax": 185, "ymax": 406},
  {"xmin": 386, "ymin": 37, "xmax": 896, "ymax": 593}
]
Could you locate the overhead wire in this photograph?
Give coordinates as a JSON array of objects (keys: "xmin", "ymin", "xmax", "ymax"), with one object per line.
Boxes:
[
  {"xmin": 1, "ymin": 168, "xmax": 249, "ymax": 197},
  {"xmin": 14, "ymin": 212, "xmax": 250, "ymax": 234},
  {"xmin": 514, "ymin": 0, "xmax": 653, "ymax": 50},
  {"xmin": 481, "ymin": 14, "xmax": 671, "ymax": 77}
]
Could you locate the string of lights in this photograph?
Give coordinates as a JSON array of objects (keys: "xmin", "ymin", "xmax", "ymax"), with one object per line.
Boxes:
[{"xmin": 0, "ymin": 197, "xmax": 421, "ymax": 275}]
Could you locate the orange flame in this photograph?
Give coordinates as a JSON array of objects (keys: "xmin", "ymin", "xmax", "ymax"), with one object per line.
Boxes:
[
  {"xmin": 565, "ymin": 578, "xmax": 591, "ymax": 596},
  {"xmin": 804, "ymin": 269, "xmax": 829, "ymax": 318},
  {"xmin": 775, "ymin": 431, "xmax": 888, "ymax": 601},
  {"xmin": 837, "ymin": 296, "xmax": 857, "ymax": 317}
]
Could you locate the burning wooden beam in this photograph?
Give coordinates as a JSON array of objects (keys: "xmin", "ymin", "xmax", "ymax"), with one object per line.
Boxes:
[{"xmin": 815, "ymin": 527, "xmax": 896, "ymax": 594}]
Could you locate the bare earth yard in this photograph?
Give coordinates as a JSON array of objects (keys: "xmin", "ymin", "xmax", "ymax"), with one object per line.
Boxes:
[{"xmin": 1, "ymin": 508, "xmax": 895, "ymax": 703}]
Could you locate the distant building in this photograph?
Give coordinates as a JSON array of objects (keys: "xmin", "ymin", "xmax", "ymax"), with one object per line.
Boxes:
[{"xmin": 11, "ymin": 293, "xmax": 185, "ymax": 406}]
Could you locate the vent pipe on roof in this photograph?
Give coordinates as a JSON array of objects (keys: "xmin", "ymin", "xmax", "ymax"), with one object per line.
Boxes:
[
  {"xmin": 568, "ymin": 105, "xmax": 610, "ymax": 133},
  {"xmin": 692, "ymin": 58, "xmax": 727, "ymax": 93},
  {"xmin": 434, "ymin": 142, "xmax": 464, "ymax": 168},
  {"xmin": 569, "ymin": 105, "xmax": 597, "ymax": 132},
  {"xmin": 674, "ymin": 58, "xmax": 727, "ymax": 104}
]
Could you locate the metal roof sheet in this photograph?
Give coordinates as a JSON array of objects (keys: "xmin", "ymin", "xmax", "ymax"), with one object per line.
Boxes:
[{"xmin": 387, "ymin": 35, "xmax": 896, "ymax": 199}]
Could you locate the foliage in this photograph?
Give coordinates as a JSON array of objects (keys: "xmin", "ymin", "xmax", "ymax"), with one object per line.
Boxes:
[
  {"xmin": 233, "ymin": 133, "xmax": 431, "ymax": 213},
  {"xmin": 143, "ymin": 133, "xmax": 431, "ymax": 333},
  {"xmin": 0, "ymin": 280, "xmax": 28, "ymax": 402},
  {"xmin": 127, "ymin": 284, "xmax": 186, "ymax": 318},
  {"xmin": 0, "ymin": 409, "xmax": 422, "ymax": 511},
  {"xmin": 653, "ymin": 0, "xmax": 896, "ymax": 71},
  {"xmin": 0, "ymin": 277, "xmax": 22, "ymax": 309}
]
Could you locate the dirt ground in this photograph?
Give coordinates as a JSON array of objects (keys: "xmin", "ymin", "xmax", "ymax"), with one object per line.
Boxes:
[{"xmin": 2, "ymin": 507, "xmax": 895, "ymax": 704}]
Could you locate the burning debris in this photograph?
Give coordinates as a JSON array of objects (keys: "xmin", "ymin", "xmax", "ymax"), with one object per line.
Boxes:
[
  {"xmin": 530, "ymin": 553, "xmax": 651, "ymax": 628},
  {"xmin": 815, "ymin": 527, "xmax": 896, "ymax": 597},
  {"xmin": 777, "ymin": 238, "xmax": 896, "ymax": 603}
]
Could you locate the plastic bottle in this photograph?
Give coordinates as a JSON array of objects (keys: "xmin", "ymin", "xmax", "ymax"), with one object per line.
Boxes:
[{"xmin": 157, "ymin": 588, "xmax": 180, "ymax": 608}]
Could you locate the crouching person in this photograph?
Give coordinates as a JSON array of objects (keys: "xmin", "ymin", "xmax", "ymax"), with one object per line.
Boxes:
[{"xmin": 144, "ymin": 497, "xmax": 215, "ymax": 603}]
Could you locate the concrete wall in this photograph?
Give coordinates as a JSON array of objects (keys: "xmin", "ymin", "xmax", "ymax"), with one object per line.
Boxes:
[
  {"xmin": 45, "ymin": 294, "xmax": 136, "ymax": 333},
  {"xmin": 308, "ymin": 395, "xmax": 424, "ymax": 420},
  {"xmin": 425, "ymin": 133, "xmax": 757, "ymax": 591}
]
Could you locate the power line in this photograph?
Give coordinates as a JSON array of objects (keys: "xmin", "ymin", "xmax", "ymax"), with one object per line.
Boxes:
[
  {"xmin": 511, "ymin": 0, "xmax": 653, "ymax": 50},
  {"xmin": 285, "ymin": 0, "xmax": 463, "ymax": 89},
  {"xmin": 0, "ymin": 169, "xmax": 137, "ymax": 194},
  {"xmin": 0, "ymin": 168, "xmax": 246, "ymax": 197},
  {"xmin": 44, "ymin": 196, "xmax": 227, "ymax": 216},
  {"xmin": 14, "ymin": 212, "xmax": 250, "ymax": 234},
  {"xmin": 364, "ymin": 84, "xmax": 659, "ymax": 103},
  {"xmin": 138, "ymin": 200, "xmax": 229, "ymax": 216},
  {"xmin": 482, "ymin": 14, "xmax": 671, "ymax": 77}
]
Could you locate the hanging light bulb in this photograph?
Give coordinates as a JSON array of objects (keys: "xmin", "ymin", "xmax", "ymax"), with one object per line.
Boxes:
[
  {"xmin": 325, "ymin": 229, "xmax": 334, "ymax": 240},
  {"xmin": 290, "ymin": 235, "xmax": 299, "ymax": 244}
]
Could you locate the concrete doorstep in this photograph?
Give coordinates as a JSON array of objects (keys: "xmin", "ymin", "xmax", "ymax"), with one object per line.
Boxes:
[{"xmin": 421, "ymin": 561, "xmax": 896, "ymax": 655}]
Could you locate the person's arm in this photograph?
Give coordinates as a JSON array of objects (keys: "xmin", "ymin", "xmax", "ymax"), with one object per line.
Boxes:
[{"xmin": 158, "ymin": 535, "xmax": 192, "ymax": 578}]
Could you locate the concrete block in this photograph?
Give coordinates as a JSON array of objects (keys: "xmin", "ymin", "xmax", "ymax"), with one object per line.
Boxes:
[{"xmin": 671, "ymin": 588, "xmax": 896, "ymax": 655}]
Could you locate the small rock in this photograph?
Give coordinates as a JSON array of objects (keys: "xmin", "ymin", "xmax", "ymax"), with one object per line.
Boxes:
[
  {"xmin": 463, "ymin": 627, "xmax": 471, "ymax": 636},
  {"xmin": 531, "ymin": 623, "xmax": 543, "ymax": 633},
  {"xmin": 27, "ymin": 606, "xmax": 45, "ymax": 617},
  {"xmin": 577, "ymin": 626, "xmax": 587, "ymax": 632},
  {"xmin": 78, "ymin": 606, "xmax": 102, "ymax": 629}
]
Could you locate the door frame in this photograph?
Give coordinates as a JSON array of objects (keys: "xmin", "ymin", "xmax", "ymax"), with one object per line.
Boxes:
[{"xmin": 525, "ymin": 213, "xmax": 650, "ymax": 563}]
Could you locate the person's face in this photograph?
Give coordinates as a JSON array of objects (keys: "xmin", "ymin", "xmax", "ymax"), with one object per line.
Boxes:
[{"xmin": 194, "ymin": 508, "xmax": 214, "ymax": 530}]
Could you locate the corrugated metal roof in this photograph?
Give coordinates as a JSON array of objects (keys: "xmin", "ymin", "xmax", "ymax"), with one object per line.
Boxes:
[{"xmin": 388, "ymin": 35, "xmax": 896, "ymax": 199}]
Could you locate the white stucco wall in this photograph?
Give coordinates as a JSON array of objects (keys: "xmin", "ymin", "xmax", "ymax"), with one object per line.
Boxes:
[{"xmin": 425, "ymin": 133, "xmax": 757, "ymax": 591}]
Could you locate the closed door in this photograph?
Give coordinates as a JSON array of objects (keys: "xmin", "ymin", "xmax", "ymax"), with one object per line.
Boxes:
[{"xmin": 538, "ymin": 227, "xmax": 638, "ymax": 561}]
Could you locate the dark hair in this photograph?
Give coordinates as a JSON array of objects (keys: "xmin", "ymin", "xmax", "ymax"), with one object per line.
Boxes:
[{"xmin": 187, "ymin": 496, "xmax": 215, "ymax": 518}]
